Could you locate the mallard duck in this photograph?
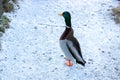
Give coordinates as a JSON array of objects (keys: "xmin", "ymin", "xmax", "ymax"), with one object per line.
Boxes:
[{"xmin": 59, "ymin": 11, "xmax": 86, "ymax": 66}]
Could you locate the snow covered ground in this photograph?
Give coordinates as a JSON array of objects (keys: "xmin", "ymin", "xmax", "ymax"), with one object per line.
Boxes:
[{"xmin": 0, "ymin": 0, "xmax": 120, "ymax": 80}]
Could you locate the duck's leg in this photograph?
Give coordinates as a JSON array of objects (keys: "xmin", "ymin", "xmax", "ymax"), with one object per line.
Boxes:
[{"xmin": 65, "ymin": 58, "xmax": 73, "ymax": 66}]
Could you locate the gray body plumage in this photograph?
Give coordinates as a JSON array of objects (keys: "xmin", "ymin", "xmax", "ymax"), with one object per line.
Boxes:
[{"xmin": 59, "ymin": 27, "xmax": 86, "ymax": 66}]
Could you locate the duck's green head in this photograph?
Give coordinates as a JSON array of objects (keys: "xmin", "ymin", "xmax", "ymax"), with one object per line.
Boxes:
[{"xmin": 59, "ymin": 11, "xmax": 71, "ymax": 28}]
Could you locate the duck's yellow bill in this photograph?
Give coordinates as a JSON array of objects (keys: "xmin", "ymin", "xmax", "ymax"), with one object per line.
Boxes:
[{"xmin": 58, "ymin": 13, "xmax": 63, "ymax": 16}]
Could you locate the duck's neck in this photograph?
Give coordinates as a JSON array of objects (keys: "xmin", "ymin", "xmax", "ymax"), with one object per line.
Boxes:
[
  {"xmin": 60, "ymin": 17, "xmax": 72, "ymax": 40},
  {"xmin": 65, "ymin": 18, "xmax": 71, "ymax": 28},
  {"xmin": 60, "ymin": 28, "xmax": 71, "ymax": 40}
]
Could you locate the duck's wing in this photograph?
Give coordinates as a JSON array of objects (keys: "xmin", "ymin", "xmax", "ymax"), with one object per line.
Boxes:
[
  {"xmin": 66, "ymin": 37, "xmax": 86, "ymax": 66},
  {"xmin": 71, "ymin": 37, "xmax": 83, "ymax": 57}
]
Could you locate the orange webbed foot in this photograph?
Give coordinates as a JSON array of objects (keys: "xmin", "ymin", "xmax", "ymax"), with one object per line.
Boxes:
[
  {"xmin": 65, "ymin": 61, "xmax": 73, "ymax": 66},
  {"xmin": 65, "ymin": 58, "xmax": 73, "ymax": 66}
]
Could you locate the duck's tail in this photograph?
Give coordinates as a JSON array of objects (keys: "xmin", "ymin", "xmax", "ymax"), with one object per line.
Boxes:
[{"xmin": 76, "ymin": 60, "xmax": 86, "ymax": 66}]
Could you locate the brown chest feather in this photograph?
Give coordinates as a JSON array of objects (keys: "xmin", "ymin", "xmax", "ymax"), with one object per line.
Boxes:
[{"xmin": 60, "ymin": 28, "xmax": 73, "ymax": 40}]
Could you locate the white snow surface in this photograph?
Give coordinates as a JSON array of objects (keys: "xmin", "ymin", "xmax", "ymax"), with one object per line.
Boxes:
[{"xmin": 0, "ymin": 0, "xmax": 120, "ymax": 80}]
